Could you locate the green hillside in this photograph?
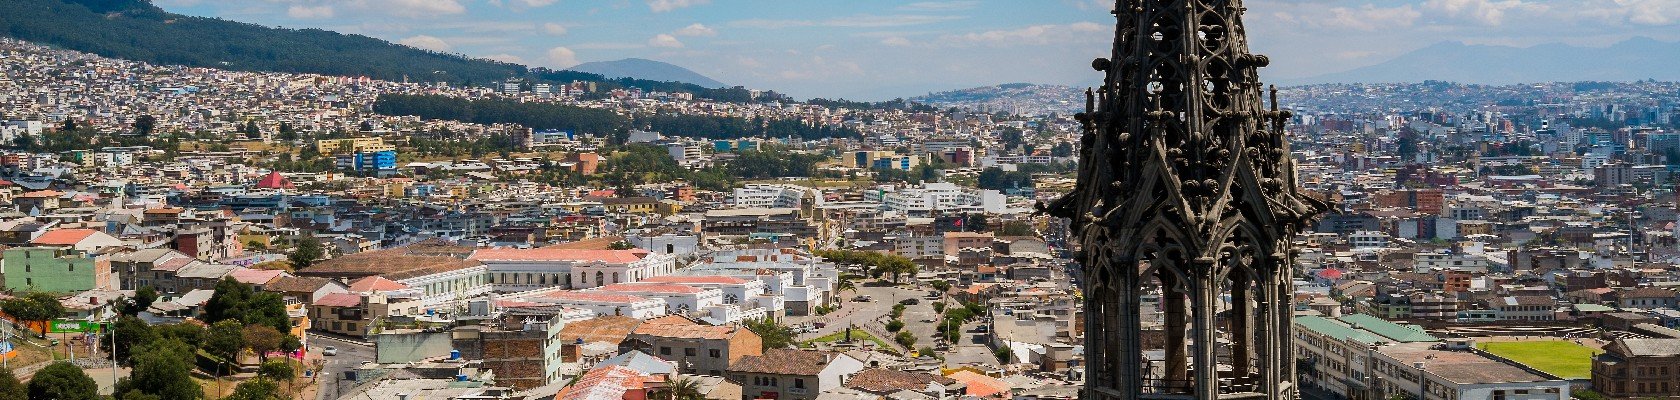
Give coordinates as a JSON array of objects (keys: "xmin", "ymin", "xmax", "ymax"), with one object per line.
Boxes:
[{"xmin": 0, "ymin": 0, "xmax": 762, "ymax": 102}]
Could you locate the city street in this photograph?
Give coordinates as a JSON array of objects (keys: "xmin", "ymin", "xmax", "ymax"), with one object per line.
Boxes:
[
  {"xmin": 308, "ymin": 333, "xmax": 375, "ymax": 400},
  {"xmin": 787, "ymin": 278, "xmax": 1000, "ymax": 368}
]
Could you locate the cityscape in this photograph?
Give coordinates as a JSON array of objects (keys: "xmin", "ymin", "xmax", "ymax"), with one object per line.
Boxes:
[{"xmin": 0, "ymin": 1, "xmax": 1678, "ymax": 400}]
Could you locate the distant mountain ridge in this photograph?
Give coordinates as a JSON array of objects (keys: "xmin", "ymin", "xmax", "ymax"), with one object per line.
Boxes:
[
  {"xmin": 0, "ymin": 0, "xmax": 760, "ymax": 102},
  {"xmin": 911, "ymin": 83, "xmax": 1083, "ymax": 116},
  {"xmin": 1293, "ymin": 37, "xmax": 1680, "ymax": 85},
  {"xmin": 568, "ymin": 58, "xmax": 726, "ymax": 88}
]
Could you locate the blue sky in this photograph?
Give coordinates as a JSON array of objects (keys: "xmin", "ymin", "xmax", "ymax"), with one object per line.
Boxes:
[{"xmin": 155, "ymin": 0, "xmax": 1680, "ymax": 100}]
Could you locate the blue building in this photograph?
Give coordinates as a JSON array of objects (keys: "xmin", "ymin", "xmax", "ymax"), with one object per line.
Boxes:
[{"xmin": 336, "ymin": 150, "xmax": 396, "ymax": 172}]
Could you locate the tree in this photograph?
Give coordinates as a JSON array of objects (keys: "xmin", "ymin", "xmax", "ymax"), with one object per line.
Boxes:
[
  {"xmin": 224, "ymin": 379, "xmax": 281, "ymax": 400},
  {"xmin": 608, "ymin": 241, "xmax": 636, "ymax": 250},
  {"xmin": 655, "ymin": 377, "xmax": 703, "ymax": 400},
  {"xmin": 930, "ymin": 280, "xmax": 951, "ymax": 293},
  {"xmin": 243, "ymin": 325, "xmax": 284, "ymax": 360},
  {"xmin": 258, "ymin": 360, "xmax": 295, "ymax": 383},
  {"xmin": 995, "ymin": 345, "xmax": 1013, "ymax": 364},
  {"xmin": 1051, "ymin": 141, "xmax": 1074, "ymax": 157},
  {"xmin": 885, "ymin": 320, "xmax": 905, "ymax": 332},
  {"xmin": 204, "ymin": 277, "xmax": 252, "ymax": 325},
  {"xmin": 288, "ymin": 236, "xmax": 324, "ymax": 269},
  {"xmin": 133, "ymin": 114, "xmax": 157, "ymax": 136},
  {"xmin": 743, "ymin": 317, "xmax": 796, "ymax": 351},
  {"xmin": 894, "ymin": 331, "xmax": 917, "ymax": 347},
  {"xmin": 932, "ymin": 302, "xmax": 946, "ymax": 314},
  {"xmin": 999, "ymin": 127, "xmax": 1024, "ymax": 150},
  {"xmin": 2, "ymin": 292, "xmax": 66, "ymax": 333},
  {"xmin": 27, "ymin": 362, "xmax": 98, "ymax": 400},
  {"xmin": 122, "ymin": 339, "xmax": 203, "ymax": 400},
  {"xmin": 997, "ymin": 221, "xmax": 1034, "ymax": 237},
  {"xmin": 204, "ymin": 320, "xmax": 246, "ymax": 363},
  {"xmin": 104, "ymin": 316, "xmax": 159, "ymax": 365},
  {"xmin": 61, "ymin": 118, "xmax": 77, "ymax": 132},
  {"xmin": 0, "ymin": 368, "xmax": 24, "ymax": 400},
  {"xmin": 123, "ymin": 286, "xmax": 158, "ymax": 316}
]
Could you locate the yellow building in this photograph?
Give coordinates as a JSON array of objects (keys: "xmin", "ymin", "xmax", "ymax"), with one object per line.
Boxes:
[{"xmin": 316, "ymin": 137, "xmax": 396, "ymax": 155}]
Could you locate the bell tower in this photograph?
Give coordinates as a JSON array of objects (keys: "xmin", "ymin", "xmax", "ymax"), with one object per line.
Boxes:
[{"xmin": 1044, "ymin": 0, "xmax": 1328, "ymax": 399}]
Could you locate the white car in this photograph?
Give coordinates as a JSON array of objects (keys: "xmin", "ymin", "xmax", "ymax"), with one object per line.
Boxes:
[{"xmin": 323, "ymin": 346, "xmax": 338, "ymax": 356}]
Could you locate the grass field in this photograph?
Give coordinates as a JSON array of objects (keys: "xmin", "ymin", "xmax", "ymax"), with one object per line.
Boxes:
[{"xmin": 1477, "ymin": 340, "xmax": 1601, "ymax": 378}]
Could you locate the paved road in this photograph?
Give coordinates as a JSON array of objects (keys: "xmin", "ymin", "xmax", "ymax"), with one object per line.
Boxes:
[
  {"xmin": 309, "ymin": 333, "xmax": 375, "ymax": 400},
  {"xmin": 787, "ymin": 279, "xmax": 1002, "ymax": 368}
]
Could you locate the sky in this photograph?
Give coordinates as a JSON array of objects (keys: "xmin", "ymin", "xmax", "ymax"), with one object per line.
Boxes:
[{"xmin": 154, "ymin": 0, "xmax": 1680, "ymax": 100}]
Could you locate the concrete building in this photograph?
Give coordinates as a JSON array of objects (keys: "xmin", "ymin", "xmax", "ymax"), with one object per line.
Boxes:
[
  {"xmin": 727, "ymin": 349, "xmax": 865, "ymax": 400},
  {"xmin": 622, "ymin": 322, "xmax": 762, "ymax": 376},
  {"xmin": 1, "ymin": 247, "xmax": 112, "ymax": 292}
]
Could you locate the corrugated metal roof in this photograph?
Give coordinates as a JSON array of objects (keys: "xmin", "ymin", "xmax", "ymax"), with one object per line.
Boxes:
[{"xmin": 1336, "ymin": 314, "xmax": 1439, "ymax": 343}]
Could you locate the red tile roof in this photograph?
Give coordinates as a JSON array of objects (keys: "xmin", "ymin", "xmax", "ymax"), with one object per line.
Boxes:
[
  {"xmin": 598, "ymin": 283, "xmax": 703, "ymax": 294},
  {"xmin": 728, "ymin": 349, "xmax": 846, "ymax": 376},
  {"xmin": 254, "ymin": 171, "xmax": 295, "ymax": 189},
  {"xmin": 30, "ymin": 229, "xmax": 100, "ymax": 246},
  {"xmin": 470, "ymin": 248, "xmax": 650, "ymax": 263},
  {"xmin": 642, "ymin": 276, "xmax": 749, "ymax": 285},
  {"xmin": 348, "ymin": 276, "xmax": 411, "ymax": 292},
  {"xmin": 229, "ymin": 268, "xmax": 286, "ymax": 285},
  {"xmin": 313, "ymin": 293, "xmax": 362, "ymax": 308},
  {"xmin": 545, "ymin": 290, "xmax": 651, "ymax": 304}
]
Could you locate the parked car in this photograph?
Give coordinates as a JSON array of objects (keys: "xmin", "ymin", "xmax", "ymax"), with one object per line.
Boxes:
[
  {"xmin": 899, "ymin": 298, "xmax": 920, "ymax": 305},
  {"xmin": 323, "ymin": 346, "xmax": 338, "ymax": 356},
  {"xmin": 853, "ymin": 295, "xmax": 873, "ymax": 302}
]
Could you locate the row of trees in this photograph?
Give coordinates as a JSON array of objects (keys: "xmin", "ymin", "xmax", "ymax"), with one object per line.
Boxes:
[
  {"xmin": 815, "ymin": 250, "xmax": 919, "ymax": 283},
  {"xmin": 373, "ymin": 94, "xmax": 624, "ymax": 134}
]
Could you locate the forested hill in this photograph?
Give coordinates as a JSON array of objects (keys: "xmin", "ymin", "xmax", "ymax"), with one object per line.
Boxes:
[{"xmin": 0, "ymin": 0, "xmax": 760, "ymax": 102}]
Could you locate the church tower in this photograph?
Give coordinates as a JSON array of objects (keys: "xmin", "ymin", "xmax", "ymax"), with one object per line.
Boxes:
[{"xmin": 1044, "ymin": 0, "xmax": 1328, "ymax": 399}]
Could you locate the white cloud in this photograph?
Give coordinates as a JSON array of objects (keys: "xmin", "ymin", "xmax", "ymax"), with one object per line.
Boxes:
[
  {"xmin": 1423, "ymin": 0, "xmax": 1547, "ymax": 26},
  {"xmin": 1271, "ymin": 4, "xmax": 1422, "ymax": 32},
  {"xmin": 731, "ymin": 14, "xmax": 965, "ymax": 29},
  {"xmin": 397, "ymin": 35, "xmax": 452, "ymax": 51},
  {"xmin": 939, "ymin": 22, "xmax": 1105, "ymax": 46},
  {"xmin": 546, "ymin": 46, "xmax": 580, "ymax": 68},
  {"xmin": 898, "ymin": 1, "xmax": 979, "ymax": 11},
  {"xmin": 674, "ymin": 23, "xmax": 717, "ymax": 37},
  {"xmin": 1575, "ymin": 0, "xmax": 1680, "ymax": 26},
  {"xmin": 543, "ymin": 22, "xmax": 569, "ymax": 35},
  {"xmin": 517, "ymin": 0, "xmax": 558, "ymax": 7},
  {"xmin": 648, "ymin": 34, "xmax": 685, "ymax": 48},
  {"xmin": 880, "ymin": 36, "xmax": 913, "ymax": 47},
  {"xmin": 350, "ymin": 0, "xmax": 466, "ymax": 18},
  {"xmin": 287, "ymin": 5, "xmax": 335, "ymax": 19},
  {"xmin": 647, "ymin": 0, "xmax": 709, "ymax": 13}
]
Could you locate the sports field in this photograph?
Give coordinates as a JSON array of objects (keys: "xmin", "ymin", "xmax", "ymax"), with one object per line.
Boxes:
[{"xmin": 1477, "ymin": 340, "xmax": 1601, "ymax": 379}]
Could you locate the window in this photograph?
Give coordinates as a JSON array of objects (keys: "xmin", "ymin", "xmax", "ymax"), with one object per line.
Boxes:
[
  {"xmin": 794, "ymin": 379, "xmax": 805, "ymax": 389},
  {"xmin": 660, "ymin": 347, "xmax": 672, "ymax": 355},
  {"xmin": 67, "ymin": 264, "xmax": 73, "ymax": 272},
  {"xmin": 710, "ymin": 349, "xmax": 721, "ymax": 358},
  {"xmin": 685, "ymin": 348, "xmax": 696, "ymax": 357}
]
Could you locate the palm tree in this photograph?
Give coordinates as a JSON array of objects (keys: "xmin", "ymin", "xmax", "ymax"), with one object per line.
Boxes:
[{"xmin": 658, "ymin": 377, "xmax": 704, "ymax": 400}]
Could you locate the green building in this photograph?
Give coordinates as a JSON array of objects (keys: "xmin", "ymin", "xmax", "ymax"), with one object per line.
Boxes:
[{"xmin": 1, "ymin": 247, "xmax": 111, "ymax": 293}]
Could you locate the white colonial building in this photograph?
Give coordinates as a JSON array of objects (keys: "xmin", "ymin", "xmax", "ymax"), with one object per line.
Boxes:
[{"xmin": 471, "ymin": 248, "xmax": 677, "ymax": 291}]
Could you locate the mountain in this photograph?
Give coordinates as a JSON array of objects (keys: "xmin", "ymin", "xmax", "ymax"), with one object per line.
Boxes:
[
  {"xmin": 1293, "ymin": 37, "xmax": 1680, "ymax": 85},
  {"xmin": 0, "ymin": 0, "xmax": 761, "ymax": 102},
  {"xmin": 911, "ymin": 83, "xmax": 1084, "ymax": 116},
  {"xmin": 567, "ymin": 58, "xmax": 727, "ymax": 88}
]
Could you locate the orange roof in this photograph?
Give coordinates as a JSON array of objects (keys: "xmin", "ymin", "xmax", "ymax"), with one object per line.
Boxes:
[
  {"xmin": 642, "ymin": 276, "xmax": 749, "ymax": 285},
  {"xmin": 598, "ymin": 283, "xmax": 703, "ymax": 294},
  {"xmin": 31, "ymin": 229, "xmax": 99, "ymax": 246},
  {"xmin": 18, "ymin": 190, "xmax": 63, "ymax": 198},
  {"xmin": 945, "ymin": 370, "xmax": 1012, "ymax": 398},
  {"xmin": 556, "ymin": 365, "xmax": 646, "ymax": 400},
  {"xmin": 471, "ymin": 248, "xmax": 650, "ymax": 263},
  {"xmin": 545, "ymin": 290, "xmax": 651, "ymax": 304},
  {"xmin": 229, "ymin": 268, "xmax": 286, "ymax": 285},
  {"xmin": 631, "ymin": 322, "xmax": 738, "ymax": 340},
  {"xmin": 347, "ymin": 276, "xmax": 411, "ymax": 292}
]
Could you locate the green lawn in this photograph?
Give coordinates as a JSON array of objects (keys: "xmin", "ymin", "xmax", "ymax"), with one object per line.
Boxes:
[{"xmin": 1477, "ymin": 340, "xmax": 1601, "ymax": 379}]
